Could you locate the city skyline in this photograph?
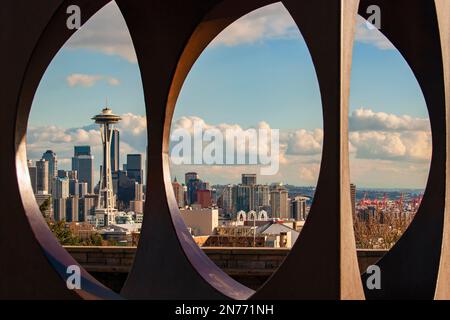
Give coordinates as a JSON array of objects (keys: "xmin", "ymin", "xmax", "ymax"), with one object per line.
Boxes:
[{"xmin": 27, "ymin": 2, "xmax": 431, "ymax": 189}]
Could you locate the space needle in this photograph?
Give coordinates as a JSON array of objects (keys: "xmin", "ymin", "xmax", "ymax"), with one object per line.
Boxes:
[{"xmin": 92, "ymin": 106, "xmax": 121, "ymax": 226}]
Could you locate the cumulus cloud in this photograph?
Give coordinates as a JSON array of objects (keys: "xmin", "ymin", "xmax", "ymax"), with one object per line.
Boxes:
[
  {"xmin": 349, "ymin": 108, "xmax": 430, "ymax": 132},
  {"xmin": 65, "ymin": 2, "xmax": 137, "ymax": 63},
  {"xmin": 63, "ymin": 2, "xmax": 395, "ymax": 66},
  {"xmin": 66, "ymin": 73, "xmax": 120, "ymax": 87},
  {"xmin": 284, "ymin": 129, "xmax": 323, "ymax": 156},
  {"xmin": 349, "ymin": 130, "xmax": 432, "ymax": 162},
  {"xmin": 212, "ymin": 3, "xmax": 299, "ymax": 47},
  {"xmin": 354, "ymin": 16, "xmax": 395, "ymax": 50}
]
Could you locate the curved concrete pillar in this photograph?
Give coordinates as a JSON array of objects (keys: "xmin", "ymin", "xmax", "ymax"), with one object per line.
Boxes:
[
  {"xmin": 358, "ymin": 0, "xmax": 446, "ymax": 300},
  {"xmin": 1, "ymin": 0, "xmax": 119, "ymax": 299},
  {"xmin": 434, "ymin": 0, "xmax": 450, "ymax": 300},
  {"xmin": 253, "ymin": 0, "xmax": 364, "ymax": 300}
]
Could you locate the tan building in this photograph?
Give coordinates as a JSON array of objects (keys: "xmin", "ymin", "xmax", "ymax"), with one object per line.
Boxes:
[
  {"xmin": 179, "ymin": 208, "xmax": 219, "ymax": 236},
  {"xmin": 172, "ymin": 177, "xmax": 185, "ymax": 208},
  {"xmin": 270, "ymin": 184, "xmax": 289, "ymax": 219}
]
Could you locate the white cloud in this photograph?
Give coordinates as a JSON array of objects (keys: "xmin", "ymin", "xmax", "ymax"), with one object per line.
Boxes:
[
  {"xmin": 354, "ymin": 16, "xmax": 395, "ymax": 50},
  {"xmin": 66, "ymin": 73, "xmax": 120, "ymax": 87},
  {"xmin": 26, "ymin": 109, "xmax": 432, "ymax": 187},
  {"xmin": 349, "ymin": 130, "xmax": 432, "ymax": 162},
  {"xmin": 284, "ymin": 129, "xmax": 323, "ymax": 156},
  {"xmin": 349, "ymin": 108, "xmax": 430, "ymax": 132},
  {"xmin": 65, "ymin": 2, "xmax": 137, "ymax": 63},
  {"xmin": 212, "ymin": 3, "xmax": 299, "ymax": 47},
  {"xmin": 62, "ymin": 2, "xmax": 396, "ymax": 67}
]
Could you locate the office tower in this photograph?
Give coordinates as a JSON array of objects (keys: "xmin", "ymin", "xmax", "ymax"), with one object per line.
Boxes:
[
  {"xmin": 66, "ymin": 196, "xmax": 79, "ymax": 222},
  {"xmin": 197, "ymin": 189, "xmax": 212, "ymax": 208},
  {"xmin": 350, "ymin": 183, "xmax": 356, "ymax": 218},
  {"xmin": 291, "ymin": 196, "xmax": 308, "ymax": 221},
  {"xmin": 72, "ymin": 146, "xmax": 94, "ymax": 194},
  {"xmin": 28, "ymin": 161, "xmax": 37, "ymax": 194},
  {"xmin": 126, "ymin": 154, "xmax": 144, "ymax": 184},
  {"xmin": 53, "ymin": 198, "xmax": 66, "ymax": 221},
  {"xmin": 42, "ymin": 150, "xmax": 57, "ymax": 193},
  {"xmin": 134, "ymin": 182, "xmax": 144, "ymax": 201},
  {"xmin": 67, "ymin": 170, "xmax": 78, "ymax": 180},
  {"xmin": 221, "ymin": 185, "xmax": 234, "ymax": 215},
  {"xmin": 110, "ymin": 128, "xmax": 120, "ymax": 173},
  {"xmin": 57, "ymin": 170, "xmax": 68, "ymax": 178},
  {"xmin": 92, "ymin": 107, "xmax": 121, "ymax": 226},
  {"xmin": 242, "ymin": 174, "xmax": 257, "ymax": 186},
  {"xmin": 74, "ymin": 146, "xmax": 91, "ymax": 156},
  {"xmin": 270, "ymin": 184, "xmax": 289, "ymax": 219},
  {"xmin": 254, "ymin": 184, "xmax": 270, "ymax": 210},
  {"xmin": 36, "ymin": 159, "xmax": 49, "ymax": 194},
  {"xmin": 77, "ymin": 182, "xmax": 88, "ymax": 198},
  {"xmin": 53, "ymin": 177, "xmax": 69, "ymax": 199},
  {"xmin": 79, "ymin": 196, "xmax": 96, "ymax": 222},
  {"xmin": 69, "ymin": 178, "xmax": 79, "ymax": 197},
  {"xmin": 185, "ymin": 172, "xmax": 198, "ymax": 186},
  {"xmin": 172, "ymin": 177, "xmax": 185, "ymax": 208},
  {"xmin": 187, "ymin": 178, "xmax": 204, "ymax": 205},
  {"xmin": 233, "ymin": 184, "xmax": 252, "ymax": 213}
]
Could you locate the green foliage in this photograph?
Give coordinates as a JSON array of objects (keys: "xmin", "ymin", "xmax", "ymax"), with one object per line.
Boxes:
[{"xmin": 48, "ymin": 220, "xmax": 81, "ymax": 245}]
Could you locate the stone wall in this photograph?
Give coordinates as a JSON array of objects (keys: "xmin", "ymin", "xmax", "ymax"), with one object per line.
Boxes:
[{"xmin": 66, "ymin": 246, "xmax": 386, "ymax": 292}]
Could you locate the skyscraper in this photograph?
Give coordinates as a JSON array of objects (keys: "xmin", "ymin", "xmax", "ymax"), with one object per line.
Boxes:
[
  {"xmin": 185, "ymin": 172, "xmax": 198, "ymax": 186},
  {"xmin": 291, "ymin": 196, "xmax": 309, "ymax": 221},
  {"xmin": 110, "ymin": 128, "xmax": 120, "ymax": 173},
  {"xmin": 52, "ymin": 177, "xmax": 69, "ymax": 200},
  {"xmin": 221, "ymin": 185, "xmax": 234, "ymax": 215},
  {"xmin": 92, "ymin": 107, "xmax": 121, "ymax": 226},
  {"xmin": 187, "ymin": 178, "xmax": 204, "ymax": 205},
  {"xmin": 36, "ymin": 159, "xmax": 49, "ymax": 194},
  {"xmin": 172, "ymin": 177, "xmax": 185, "ymax": 208},
  {"xmin": 42, "ymin": 150, "xmax": 57, "ymax": 193},
  {"xmin": 350, "ymin": 183, "xmax": 356, "ymax": 218},
  {"xmin": 254, "ymin": 184, "xmax": 270, "ymax": 210},
  {"xmin": 270, "ymin": 184, "xmax": 289, "ymax": 219},
  {"xmin": 27, "ymin": 160, "xmax": 37, "ymax": 194},
  {"xmin": 72, "ymin": 146, "xmax": 94, "ymax": 194},
  {"xmin": 126, "ymin": 154, "xmax": 143, "ymax": 184},
  {"xmin": 66, "ymin": 196, "xmax": 79, "ymax": 222},
  {"xmin": 242, "ymin": 174, "xmax": 257, "ymax": 186}
]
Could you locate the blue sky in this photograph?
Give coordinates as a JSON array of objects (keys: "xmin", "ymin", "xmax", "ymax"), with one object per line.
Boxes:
[{"xmin": 27, "ymin": 2, "xmax": 431, "ymax": 189}]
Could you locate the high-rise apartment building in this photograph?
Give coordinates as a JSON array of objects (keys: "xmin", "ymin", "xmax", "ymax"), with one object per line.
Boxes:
[
  {"xmin": 270, "ymin": 184, "xmax": 289, "ymax": 219},
  {"xmin": 291, "ymin": 196, "xmax": 308, "ymax": 221},
  {"xmin": 72, "ymin": 146, "xmax": 94, "ymax": 194},
  {"xmin": 36, "ymin": 159, "xmax": 49, "ymax": 194},
  {"xmin": 254, "ymin": 185, "xmax": 270, "ymax": 210}
]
